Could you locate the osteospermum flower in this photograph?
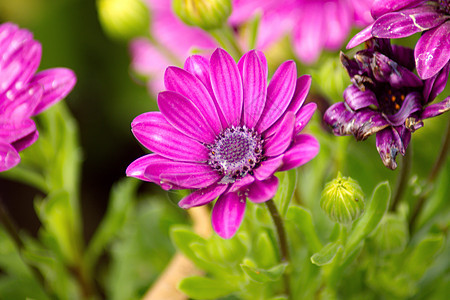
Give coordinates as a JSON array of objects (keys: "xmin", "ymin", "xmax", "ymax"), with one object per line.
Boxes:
[
  {"xmin": 127, "ymin": 48, "xmax": 319, "ymax": 238},
  {"xmin": 230, "ymin": 0, "xmax": 374, "ymax": 64},
  {"xmin": 0, "ymin": 23, "xmax": 76, "ymax": 172},
  {"xmin": 324, "ymin": 38, "xmax": 449, "ymax": 169},
  {"xmin": 347, "ymin": 0, "xmax": 450, "ymax": 79}
]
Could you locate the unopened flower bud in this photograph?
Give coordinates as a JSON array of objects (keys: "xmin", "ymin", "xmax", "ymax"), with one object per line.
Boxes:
[
  {"xmin": 97, "ymin": 0, "xmax": 149, "ymax": 41},
  {"xmin": 172, "ymin": 0, "xmax": 231, "ymax": 30},
  {"xmin": 320, "ymin": 173, "xmax": 364, "ymax": 224},
  {"xmin": 369, "ymin": 213, "xmax": 408, "ymax": 254}
]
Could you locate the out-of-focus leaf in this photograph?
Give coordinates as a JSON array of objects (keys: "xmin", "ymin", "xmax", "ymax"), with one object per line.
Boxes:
[
  {"xmin": 254, "ymin": 231, "xmax": 278, "ymax": 268},
  {"xmin": 311, "ymin": 242, "xmax": 343, "ymax": 266},
  {"xmin": 241, "ymin": 261, "xmax": 288, "ymax": 283},
  {"xmin": 406, "ymin": 233, "xmax": 444, "ymax": 280},
  {"xmin": 273, "ymin": 169, "xmax": 297, "ymax": 217},
  {"xmin": 287, "ymin": 206, "xmax": 322, "ymax": 253},
  {"xmin": 344, "ymin": 182, "xmax": 390, "ymax": 261},
  {"xmin": 178, "ymin": 276, "xmax": 236, "ymax": 299}
]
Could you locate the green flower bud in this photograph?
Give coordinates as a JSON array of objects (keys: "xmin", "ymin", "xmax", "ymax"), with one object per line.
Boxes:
[
  {"xmin": 97, "ymin": 0, "xmax": 150, "ymax": 41},
  {"xmin": 320, "ymin": 173, "xmax": 365, "ymax": 224},
  {"xmin": 172, "ymin": 0, "xmax": 231, "ymax": 30},
  {"xmin": 369, "ymin": 213, "xmax": 408, "ymax": 254}
]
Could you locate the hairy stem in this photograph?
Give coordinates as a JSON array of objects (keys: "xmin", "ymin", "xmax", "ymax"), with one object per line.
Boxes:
[
  {"xmin": 390, "ymin": 145, "xmax": 412, "ymax": 211},
  {"xmin": 265, "ymin": 199, "xmax": 291, "ymax": 298},
  {"xmin": 409, "ymin": 117, "xmax": 450, "ymax": 232}
]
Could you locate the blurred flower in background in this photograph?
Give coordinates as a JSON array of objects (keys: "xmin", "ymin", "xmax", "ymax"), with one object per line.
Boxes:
[
  {"xmin": 324, "ymin": 38, "xmax": 449, "ymax": 169},
  {"xmin": 0, "ymin": 22, "xmax": 76, "ymax": 172},
  {"xmin": 348, "ymin": 0, "xmax": 450, "ymax": 79},
  {"xmin": 229, "ymin": 0, "xmax": 374, "ymax": 64},
  {"xmin": 127, "ymin": 48, "xmax": 319, "ymax": 238}
]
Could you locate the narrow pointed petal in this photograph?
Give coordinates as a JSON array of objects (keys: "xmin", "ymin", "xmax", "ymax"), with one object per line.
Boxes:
[
  {"xmin": 238, "ymin": 50, "xmax": 268, "ymax": 79},
  {"xmin": 264, "ymin": 112, "xmax": 295, "ymax": 157},
  {"xmin": 372, "ymin": 6, "xmax": 448, "ymax": 39},
  {"xmin": 0, "ymin": 119, "xmax": 36, "ymax": 144},
  {"xmin": 323, "ymin": 0, "xmax": 352, "ymax": 49},
  {"xmin": 376, "ymin": 127, "xmax": 405, "ymax": 170},
  {"xmin": 347, "ymin": 24, "xmax": 373, "ymax": 49},
  {"xmin": 164, "ymin": 67, "xmax": 222, "ymax": 135},
  {"xmin": 1, "ymin": 83, "xmax": 42, "ymax": 120},
  {"xmin": 391, "ymin": 44, "xmax": 416, "ymax": 71},
  {"xmin": 247, "ymin": 176, "xmax": 279, "ymax": 203},
  {"xmin": 279, "ymin": 134, "xmax": 319, "ymax": 171},
  {"xmin": 344, "ymin": 85, "xmax": 378, "ymax": 111},
  {"xmin": 371, "ymin": 0, "xmax": 425, "ymax": 19},
  {"xmin": 158, "ymin": 91, "xmax": 216, "ymax": 143},
  {"xmin": 257, "ymin": 61, "xmax": 297, "ymax": 132},
  {"xmin": 238, "ymin": 50, "xmax": 267, "ymax": 128},
  {"xmin": 295, "ymin": 102, "xmax": 317, "ymax": 134},
  {"xmin": 12, "ymin": 130, "xmax": 38, "ymax": 152},
  {"xmin": 210, "ymin": 48, "xmax": 243, "ymax": 127},
  {"xmin": 131, "ymin": 112, "xmax": 209, "ymax": 162},
  {"xmin": 212, "ymin": 192, "xmax": 246, "ymax": 239},
  {"xmin": 178, "ymin": 183, "xmax": 228, "ymax": 209},
  {"xmin": 229, "ymin": 175, "xmax": 255, "ymax": 193},
  {"xmin": 385, "ymin": 92, "xmax": 422, "ymax": 126},
  {"xmin": 253, "ymin": 156, "xmax": 283, "ymax": 181},
  {"xmin": 0, "ymin": 141, "xmax": 20, "ymax": 172},
  {"xmin": 423, "ymin": 62, "xmax": 450, "ymax": 103},
  {"xmin": 32, "ymin": 68, "xmax": 77, "ymax": 115},
  {"xmin": 421, "ymin": 97, "xmax": 450, "ymax": 119},
  {"xmin": 415, "ymin": 22, "xmax": 450, "ymax": 80},
  {"xmin": 126, "ymin": 154, "xmax": 156, "ymax": 182}
]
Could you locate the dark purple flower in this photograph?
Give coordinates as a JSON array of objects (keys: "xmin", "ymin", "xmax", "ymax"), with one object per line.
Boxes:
[
  {"xmin": 127, "ymin": 48, "xmax": 319, "ymax": 238},
  {"xmin": 348, "ymin": 0, "xmax": 450, "ymax": 79},
  {"xmin": 324, "ymin": 39, "xmax": 450, "ymax": 169},
  {"xmin": 0, "ymin": 23, "xmax": 76, "ymax": 172}
]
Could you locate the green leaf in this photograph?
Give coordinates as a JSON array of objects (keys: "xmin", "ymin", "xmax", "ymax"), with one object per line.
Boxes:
[
  {"xmin": 254, "ymin": 232, "xmax": 278, "ymax": 268},
  {"xmin": 406, "ymin": 233, "xmax": 444, "ymax": 280},
  {"xmin": 273, "ymin": 169, "xmax": 297, "ymax": 217},
  {"xmin": 241, "ymin": 262, "xmax": 288, "ymax": 283},
  {"xmin": 178, "ymin": 276, "xmax": 236, "ymax": 299},
  {"xmin": 344, "ymin": 181, "xmax": 390, "ymax": 261},
  {"xmin": 311, "ymin": 242, "xmax": 343, "ymax": 266},
  {"xmin": 170, "ymin": 226, "xmax": 212, "ymax": 270},
  {"xmin": 286, "ymin": 206, "xmax": 322, "ymax": 253}
]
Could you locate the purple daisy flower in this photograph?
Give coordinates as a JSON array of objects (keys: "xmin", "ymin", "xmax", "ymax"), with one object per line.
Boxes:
[
  {"xmin": 324, "ymin": 38, "xmax": 449, "ymax": 169},
  {"xmin": 0, "ymin": 23, "xmax": 76, "ymax": 172},
  {"xmin": 126, "ymin": 48, "xmax": 319, "ymax": 238},
  {"xmin": 347, "ymin": 0, "xmax": 450, "ymax": 79}
]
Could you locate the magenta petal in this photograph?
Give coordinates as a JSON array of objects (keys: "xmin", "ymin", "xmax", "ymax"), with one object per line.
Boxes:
[
  {"xmin": 264, "ymin": 112, "xmax": 295, "ymax": 157},
  {"xmin": 415, "ymin": 22, "xmax": 450, "ymax": 80},
  {"xmin": 254, "ymin": 156, "xmax": 283, "ymax": 181},
  {"xmin": 210, "ymin": 48, "xmax": 243, "ymax": 127},
  {"xmin": 178, "ymin": 183, "xmax": 228, "ymax": 209},
  {"xmin": 152, "ymin": 163, "xmax": 220, "ymax": 190},
  {"xmin": 0, "ymin": 141, "xmax": 21, "ymax": 172},
  {"xmin": 371, "ymin": 0, "xmax": 425, "ymax": 19},
  {"xmin": 164, "ymin": 67, "xmax": 222, "ymax": 135},
  {"xmin": 257, "ymin": 61, "xmax": 297, "ymax": 132},
  {"xmin": 1, "ymin": 83, "xmax": 42, "ymax": 121},
  {"xmin": 229, "ymin": 175, "xmax": 255, "ymax": 193},
  {"xmin": 158, "ymin": 91, "xmax": 216, "ymax": 144},
  {"xmin": 385, "ymin": 92, "xmax": 422, "ymax": 126},
  {"xmin": 239, "ymin": 50, "xmax": 267, "ymax": 128},
  {"xmin": 323, "ymin": 0, "xmax": 352, "ymax": 49},
  {"xmin": 0, "ymin": 119, "xmax": 36, "ymax": 144},
  {"xmin": 294, "ymin": 102, "xmax": 317, "ymax": 134},
  {"xmin": 279, "ymin": 134, "xmax": 319, "ymax": 171},
  {"xmin": 212, "ymin": 192, "xmax": 246, "ymax": 239},
  {"xmin": 247, "ymin": 176, "xmax": 279, "ymax": 203},
  {"xmin": 347, "ymin": 24, "xmax": 374, "ymax": 49},
  {"xmin": 423, "ymin": 62, "xmax": 449, "ymax": 103},
  {"xmin": 126, "ymin": 154, "xmax": 158, "ymax": 182},
  {"xmin": 184, "ymin": 55, "xmax": 212, "ymax": 93},
  {"xmin": 344, "ymin": 85, "xmax": 378, "ymax": 111},
  {"xmin": 32, "ymin": 68, "xmax": 77, "ymax": 115},
  {"xmin": 421, "ymin": 97, "xmax": 450, "ymax": 119},
  {"xmin": 12, "ymin": 130, "xmax": 38, "ymax": 152},
  {"xmin": 131, "ymin": 112, "xmax": 209, "ymax": 162},
  {"xmin": 372, "ymin": 6, "xmax": 448, "ymax": 39},
  {"xmin": 375, "ymin": 127, "xmax": 404, "ymax": 170}
]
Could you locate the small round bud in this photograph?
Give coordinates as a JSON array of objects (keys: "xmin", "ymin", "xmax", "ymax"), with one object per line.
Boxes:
[
  {"xmin": 369, "ymin": 213, "xmax": 408, "ymax": 254},
  {"xmin": 172, "ymin": 0, "xmax": 231, "ymax": 30},
  {"xmin": 320, "ymin": 173, "xmax": 365, "ymax": 224},
  {"xmin": 97, "ymin": 0, "xmax": 150, "ymax": 41}
]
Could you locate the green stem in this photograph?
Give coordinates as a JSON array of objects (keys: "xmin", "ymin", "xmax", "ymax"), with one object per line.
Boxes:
[
  {"xmin": 409, "ymin": 117, "xmax": 450, "ymax": 232},
  {"xmin": 390, "ymin": 145, "xmax": 412, "ymax": 212},
  {"xmin": 0, "ymin": 200, "xmax": 56, "ymax": 300},
  {"xmin": 208, "ymin": 25, "xmax": 243, "ymax": 59},
  {"xmin": 265, "ymin": 199, "xmax": 291, "ymax": 298}
]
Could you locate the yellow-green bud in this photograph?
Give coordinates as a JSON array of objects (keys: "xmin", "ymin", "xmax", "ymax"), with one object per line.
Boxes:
[
  {"xmin": 369, "ymin": 213, "xmax": 408, "ymax": 254},
  {"xmin": 320, "ymin": 173, "xmax": 365, "ymax": 224},
  {"xmin": 172, "ymin": 0, "xmax": 231, "ymax": 30},
  {"xmin": 97, "ymin": 0, "xmax": 150, "ymax": 41}
]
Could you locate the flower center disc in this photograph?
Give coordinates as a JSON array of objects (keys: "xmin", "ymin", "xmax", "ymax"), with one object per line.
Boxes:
[{"xmin": 208, "ymin": 126, "xmax": 264, "ymax": 184}]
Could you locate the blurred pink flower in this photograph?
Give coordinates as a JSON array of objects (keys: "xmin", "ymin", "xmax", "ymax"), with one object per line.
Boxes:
[
  {"xmin": 0, "ymin": 23, "xmax": 76, "ymax": 172},
  {"xmin": 230, "ymin": 0, "xmax": 374, "ymax": 64}
]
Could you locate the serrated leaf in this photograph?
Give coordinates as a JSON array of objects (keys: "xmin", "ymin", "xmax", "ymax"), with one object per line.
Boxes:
[
  {"xmin": 273, "ymin": 169, "xmax": 297, "ymax": 217},
  {"xmin": 178, "ymin": 276, "xmax": 236, "ymax": 299},
  {"xmin": 241, "ymin": 262, "xmax": 288, "ymax": 283},
  {"xmin": 311, "ymin": 242, "xmax": 343, "ymax": 266},
  {"xmin": 286, "ymin": 206, "xmax": 322, "ymax": 253}
]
